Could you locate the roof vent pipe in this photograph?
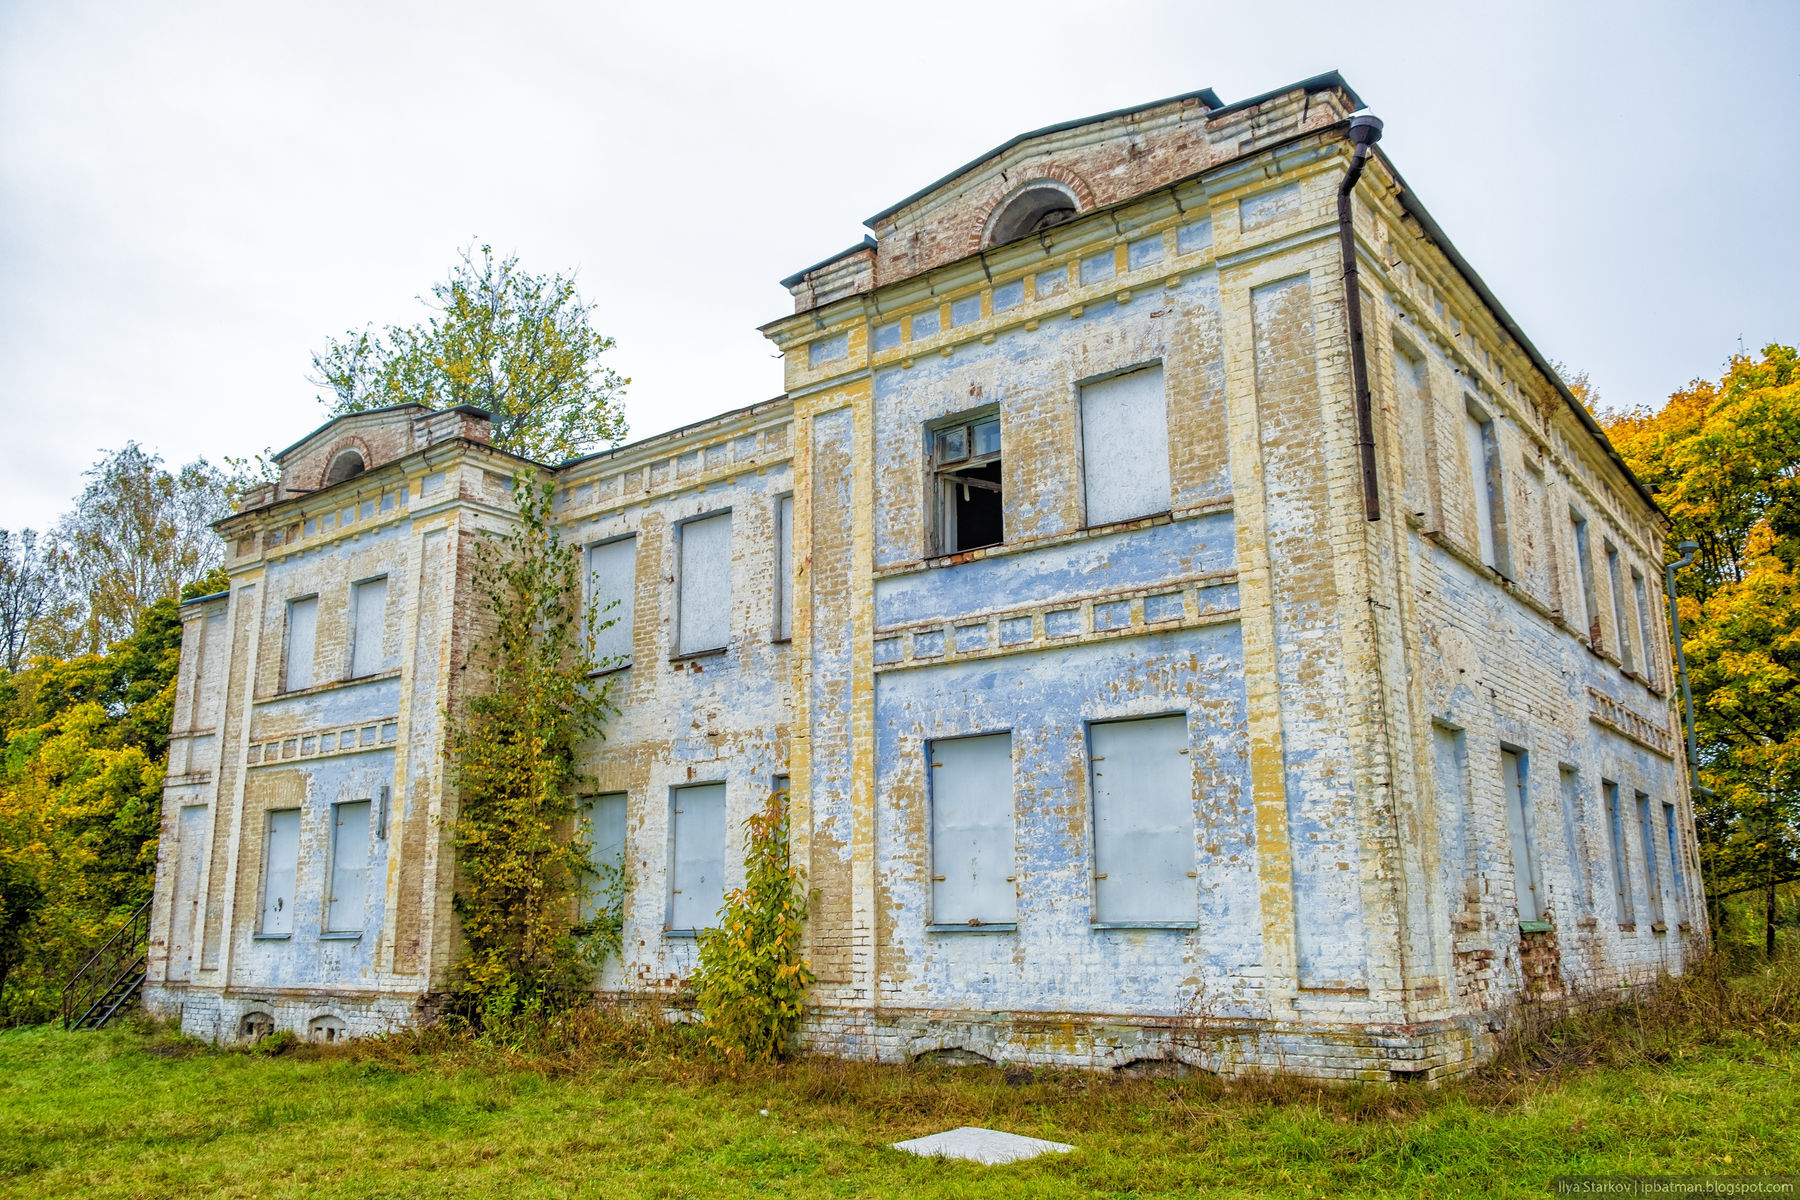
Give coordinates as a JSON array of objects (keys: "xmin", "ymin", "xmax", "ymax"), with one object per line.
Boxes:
[{"xmin": 1338, "ymin": 110, "xmax": 1384, "ymax": 521}]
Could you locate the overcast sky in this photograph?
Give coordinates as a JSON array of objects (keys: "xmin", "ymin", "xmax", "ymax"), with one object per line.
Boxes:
[{"xmin": 2, "ymin": 0, "xmax": 1795, "ymax": 532}]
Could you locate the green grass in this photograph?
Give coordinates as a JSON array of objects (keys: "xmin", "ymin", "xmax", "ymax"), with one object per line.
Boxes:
[{"xmin": 3, "ymin": 962, "xmax": 1797, "ymax": 1199}]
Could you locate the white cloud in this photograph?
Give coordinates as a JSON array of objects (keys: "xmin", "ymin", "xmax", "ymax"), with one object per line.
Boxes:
[{"xmin": 2, "ymin": 0, "xmax": 1795, "ymax": 529}]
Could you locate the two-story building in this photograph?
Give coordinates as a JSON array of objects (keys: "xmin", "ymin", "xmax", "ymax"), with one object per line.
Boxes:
[{"xmin": 144, "ymin": 72, "xmax": 1702, "ymax": 1079}]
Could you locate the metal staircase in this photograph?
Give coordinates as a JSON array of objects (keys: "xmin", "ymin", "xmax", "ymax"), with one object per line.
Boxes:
[{"xmin": 62, "ymin": 895, "xmax": 153, "ymax": 1031}]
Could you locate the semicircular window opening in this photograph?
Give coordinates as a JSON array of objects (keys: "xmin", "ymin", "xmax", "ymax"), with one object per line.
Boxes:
[
  {"xmin": 986, "ymin": 183, "xmax": 1079, "ymax": 247},
  {"xmin": 323, "ymin": 450, "xmax": 366, "ymax": 486}
]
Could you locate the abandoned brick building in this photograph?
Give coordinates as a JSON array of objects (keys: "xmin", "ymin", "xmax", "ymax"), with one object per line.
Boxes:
[{"xmin": 142, "ymin": 72, "xmax": 1703, "ymax": 1078}]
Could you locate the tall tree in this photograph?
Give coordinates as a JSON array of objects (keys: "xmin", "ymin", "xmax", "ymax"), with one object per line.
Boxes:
[
  {"xmin": 1601, "ymin": 345, "xmax": 1800, "ymax": 954},
  {"xmin": 310, "ymin": 243, "xmax": 630, "ymax": 463},
  {"xmin": 41, "ymin": 446, "xmax": 235, "ymax": 658},
  {"xmin": 0, "ymin": 530, "xmax": 54, "ymax": 672}
]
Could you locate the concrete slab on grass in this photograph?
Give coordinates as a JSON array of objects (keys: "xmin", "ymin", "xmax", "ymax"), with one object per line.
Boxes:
[{"xmin": 891, "ymin": 1126, "xmax": 1074, "ymax": 1165}]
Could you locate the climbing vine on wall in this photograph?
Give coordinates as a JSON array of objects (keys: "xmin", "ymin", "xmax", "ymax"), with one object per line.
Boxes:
[
  {"xmin": 692, "ymin": 787, "xmax": 814, "ymax": 1061},
  {"xmin": 447, "ymin": 476, "xmax": 619, "ymax": 1025}
]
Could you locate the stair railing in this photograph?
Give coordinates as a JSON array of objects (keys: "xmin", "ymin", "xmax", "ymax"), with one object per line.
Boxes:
[{"xmin": 61, "ymin": 894, "xmax": 154, "ymax": 1030}]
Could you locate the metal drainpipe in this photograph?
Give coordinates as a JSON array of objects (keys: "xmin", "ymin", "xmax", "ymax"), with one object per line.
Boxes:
[
  {"xmin": 1338, "ymin": 111, "xmax": 1385, "ymax": 522},
  {"xmin": 1664, "ymin": 540, "xmax": 1703, "ymax": 785}
]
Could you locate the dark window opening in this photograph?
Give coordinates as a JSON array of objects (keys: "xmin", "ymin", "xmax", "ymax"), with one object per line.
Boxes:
[
  {"xmin": 324, "ymin": 450, "xmax": 366, "ymax": 486},
  {"xmin": 986, "ymin": 184, "xmax": 1079, "ymax": 247},
  {"xmin": 933, "ymin": 416, "xmax": 1003, "ymax": 554}
]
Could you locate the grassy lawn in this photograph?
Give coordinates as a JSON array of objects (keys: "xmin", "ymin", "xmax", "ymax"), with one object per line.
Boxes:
[{"xmin": 3, "ymin": 964, "xmax": 1796, "ymax": 1199}]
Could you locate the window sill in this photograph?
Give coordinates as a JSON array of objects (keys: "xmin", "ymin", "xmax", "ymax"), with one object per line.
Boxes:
[
  {"xmin": 1679, "ymin": 922, "xmax": 1693, "ymax": 932},
  {"xmin": 1518, "ymin": 920, "xmax": 1555, "ymax": 935},
  {"xmin": 1090, "ymin": 921, "xmax": 1198, "ymax": 931},
  {"xmin": 1618, "ymin": 922, "xmax": 1637, "ymax": 932},
  {"xmin": 926, "ymin": 922, "xmax": 1016, "ymax": 933},
  {"xmin": 878, "ymin": 503, "xmax": 1229, "ymax": 581},
  {"xmin": 1651, "ymin": 922, "xmax": 1669, "ymax": 934},
  {"xmin": 588, "ymin": 662, "xmax": 632, "ymax": 678},
  {"xmin": 318, "ymin": 931, "xmax": 363, "ymax": 941},
  {"xmin": 262, "ymin": 669, "xmax": 402, "ymax": 704},
  {"xmin": 664, "ymin": 928, "xmax": 711, "ymax": 939},
  {"xmin": 668, "ymin": 647, "xmax": 727, "ymax": 664},
  {"xmin": 1078, "ymin": 510, "xmax": 1173, "ymax": 536},
  {"xmin": 252, "ymin": 934, "xmax": 292, "ymax": 942}
]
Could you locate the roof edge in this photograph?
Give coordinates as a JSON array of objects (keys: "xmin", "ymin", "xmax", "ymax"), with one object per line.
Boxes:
[
  {"xmin": 271, "ymin": 403, "xmax": 494, "ymax": 463},
  {"xmin": 862, "ymin": 86, "xmax": 1225, "ymax": 228},
  {"xmin": 1376, "ymin": 149, "xmax": 1662, "ymax": 519},
  {"xmin": 779, "ymin": 236, "xmax": 877, "ymax": 289}
]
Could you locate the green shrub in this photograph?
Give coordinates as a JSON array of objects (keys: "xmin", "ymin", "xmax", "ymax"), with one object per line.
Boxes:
[{"xmin": 692, "ymin": 788, "xmax": 813, "ymax": 1062}]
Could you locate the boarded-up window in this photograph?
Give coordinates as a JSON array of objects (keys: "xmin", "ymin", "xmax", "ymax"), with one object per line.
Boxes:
[
  {"xmin": 1089, "ymin": 715, "xmax": 1195, "ymax": 924},
  {"xmin": 581, "ymin": 792, "xmax": 627, "ymax": 922},
  {"xmin": 1432, "ymin": 722, "xmax": 1475, "ymax": 907},
  {"xmin": 1603, "ymin": 780, "xmax": 1633, "ymax": 924},
  {"xmin": 1606, "ymin": 542, "xmax": 1635, "ymax": 672},
  {"xmin": 1081, "ymin": 366, "xmax": 1171, "ymax": 527},
  {"xmin": 260, "ymin": 808, "xmax": 301, "ymax": 936},
  {"xmin": 587, "ymin": 536, "xmax": 636, "ymax": 666},
  {"xmin": 670, "ymin": 783, "xmax": 726, "ymax": 930},
  {"xmin": 776, "ymin": 495, "xmax": 794, "ymax": 641},
  {"xmin": 284, "ymin": 596, "xmax": 318, "ymax": 691},
  {"xmin": 1633, "ymin": 568, "xmax": 1657, "ymax": 686},
  {"xmin": 1636, "ymin": 791, "xmax": 1663, "ymax": 927},
  {"xmin": 1559, "ymin": 766, "xmax": 1590, "ymax": 912},
  {"xmin": 1391, "ymin": 341, "xmax": 1435, "ymax": 523},
  {"xmin": 168, "ymin": 804, "xmax": 208, "ymax": 980},
  {"xmin": 928, "ymin": 733, "xmax": 1015, "ymax": 927},
  {"xmin": 677, "ymin": 513, "xmax": 731, "ymax": 655},
  {"xmin": 1663, "ymin": 801, "xmax": 1685, "ymax": 919},
  {"xmin": 1570, "ymin": 510, "xmax": 1599, "ymax": 643},
  {"xmin": 1463, "ymin": 403, "xmax": 1506, "ymax": 572},
  {"xmin": 350, "ymin": 577, "xmax": 388, "ymax": 678},
  {"xmin": 326, "ymin": 800, "xmax": 370, "ymax": 932},
  {"xmin": 1501, "ymin": 748, "xmax": 1541, "ymax": 923}
]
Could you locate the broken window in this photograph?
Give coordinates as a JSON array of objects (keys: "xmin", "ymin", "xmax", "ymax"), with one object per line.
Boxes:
[
  {"xmin": 669, "ymin": 782, "xmax": 726, "ymax": 931},
  {"xmin": 581, "ymin": 792, "xmax": 628, "ymax": 922},
  {"xmin": 677, "ymin": 513, "xmax": 731, "ymax": 656},
  {"xmin": 775, "ymin": 494, "xmax": 794, "ymax": 641},
  {"xmin": 932, "ymin": 414, "xmax": 1003, "ymax": 554},
  {"xmin": 1603, "ymin": 779, "xmax": 1633, "ymax": 925},
  {"xmin": 1463, "ymin": 400, "xmax": 1507, "ymax": 573},
  {"xmin": 284, "ymin": 595, "xmax": 318, "ymax": 692},
  {"xmin": 587, "ymin": 535, "xmax": 637, "ymax": 667},
  {"xmin": 1080, "ymin": 365, "xmax": 1172, "ymax": 527},
  {"xmin": 259, "ymin": 808, "xmax": 301, "ymax": 936},
  {"xmin": 349, "ymin": 576, "xmax": 388, "ymax": 678},
  {"xmin": 239, "ymin": 1012, "xmax": 275, "ymax": 1041},
  {"xmin": 1663, "ymin": 800, "xmax": 1685, "ymax": 920},
  {"xmin": 1606, "ymin": 542, "xmax": 1635, "ymax": 672},
  {"xmin": 1501, "ymin": 748, "xmax": 1541, "ymax": 924},
  {"xmin": 1636, "ymin": 791, "xmax": 1664, "ymax": 928},
  {"xmin": 1089, "ymin": 715, "xmax": 1196, "ymax": 925},
  {"xmin": 325, "ymin": 800, "xmax": 370, "ymax": 934},
  {"xmin": 1632, "ymin": 566, "xmax": 1656, "ymax": 685},
  {"xmin": 928, "ymin": 733, "xmax": 1015, "ymax": 927}
]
